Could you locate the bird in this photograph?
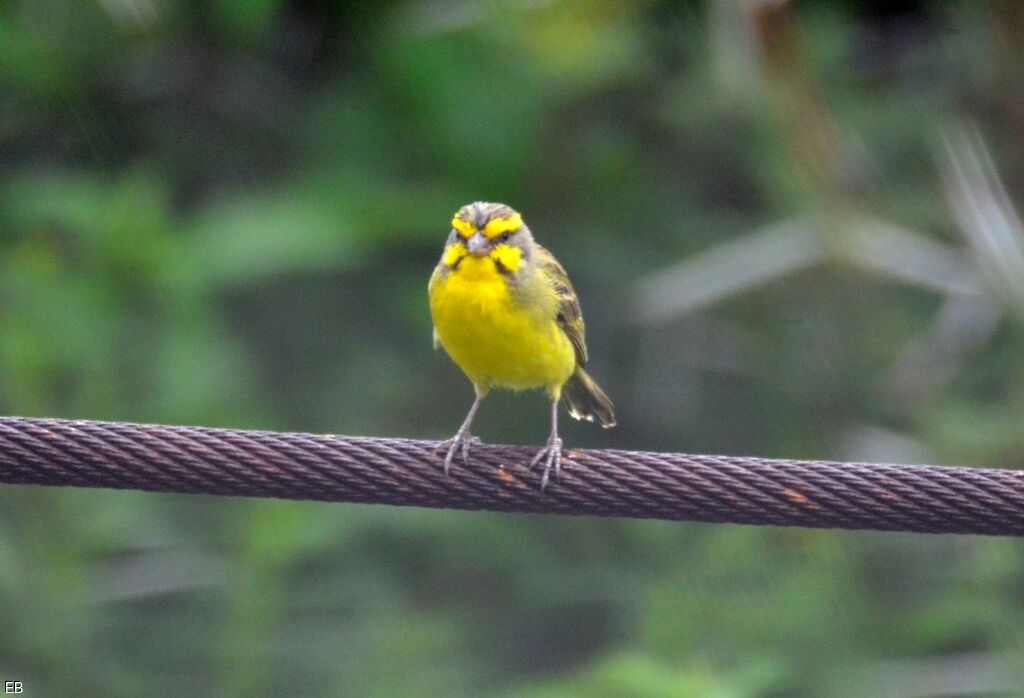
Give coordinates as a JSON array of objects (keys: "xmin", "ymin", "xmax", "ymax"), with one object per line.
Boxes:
[{"xmin": 428, "ymin": 201, "xmax": 616, "ymax": 490}]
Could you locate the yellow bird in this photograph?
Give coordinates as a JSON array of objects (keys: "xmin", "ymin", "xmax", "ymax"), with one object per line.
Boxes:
[{"xmin": 428, "ymin": 202, "xmax": 616, "ymax": 489}]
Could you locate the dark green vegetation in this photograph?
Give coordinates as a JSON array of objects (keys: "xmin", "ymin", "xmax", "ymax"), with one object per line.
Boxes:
[{"xmin": 2, "ymin": 1, "xmax": 1024, "ymax": 695}]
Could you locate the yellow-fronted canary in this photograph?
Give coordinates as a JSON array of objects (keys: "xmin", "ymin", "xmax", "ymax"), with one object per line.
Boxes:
[{"xmin": 428, "ymin": 202, "xmax": 615, "ymax": 489}]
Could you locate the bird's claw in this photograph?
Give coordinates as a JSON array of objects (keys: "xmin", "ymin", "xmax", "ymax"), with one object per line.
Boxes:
[
  {"xmin": 441, "ymin": 430, "xmax": 481, "ymax": 475},
  {"xmin": 530, "ymin": 435, "xmax": 563, "ymax": 491}
]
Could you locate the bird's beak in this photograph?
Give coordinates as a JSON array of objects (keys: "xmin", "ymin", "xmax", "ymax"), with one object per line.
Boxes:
[{"xmin": 467, "ymin": 231, "xmax": 489, "ymax": 257}]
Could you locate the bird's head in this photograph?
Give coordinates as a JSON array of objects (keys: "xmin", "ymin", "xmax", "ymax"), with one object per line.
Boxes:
[{"xmin": 441, "ymin": 202, "xmax": 534, "ymax": 275}]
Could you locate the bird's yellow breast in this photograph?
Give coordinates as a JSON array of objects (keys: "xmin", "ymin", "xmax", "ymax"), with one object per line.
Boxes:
[{"xmin": 429, "ymin": 256, "xmax": 576, "ymax": 394}]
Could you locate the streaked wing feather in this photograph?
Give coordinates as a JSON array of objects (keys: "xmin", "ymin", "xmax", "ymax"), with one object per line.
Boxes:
[{"xmin": 538, "ymin": 246, "xmax": 588, "ymax": 366}]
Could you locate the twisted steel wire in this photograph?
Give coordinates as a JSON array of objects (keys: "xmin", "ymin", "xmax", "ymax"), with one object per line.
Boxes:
[{"xmin": 1, "ymin": 416, "xmax": 1023, "ymax": 536}]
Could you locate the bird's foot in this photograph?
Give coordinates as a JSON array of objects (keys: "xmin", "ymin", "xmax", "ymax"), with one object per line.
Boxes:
[
  {"xmin": 530, "ymin": 434, "xmax": 563, "ymax": 491},
  {"xmin": 440, "ymin": 429, "xmax": 481, "ymax": 475}
]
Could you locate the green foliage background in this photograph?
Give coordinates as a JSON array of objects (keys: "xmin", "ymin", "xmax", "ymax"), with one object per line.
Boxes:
[{"xmin": 2, "ymin": 1, "xmax": 1024, "ymax": 696}]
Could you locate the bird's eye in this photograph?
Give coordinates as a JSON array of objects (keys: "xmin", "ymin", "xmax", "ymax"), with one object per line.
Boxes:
[{"xmin": 500, "ymin": 232, "xmax": 511, "ymax": 242}]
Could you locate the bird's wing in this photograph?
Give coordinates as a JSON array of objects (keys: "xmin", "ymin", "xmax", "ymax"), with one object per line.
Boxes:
[{"xmin": 538, "ymin": 246, "xmax": 588, "ymax": 366}]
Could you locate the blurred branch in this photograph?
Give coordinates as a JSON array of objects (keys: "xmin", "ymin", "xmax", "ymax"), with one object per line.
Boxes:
[
  {"xmin": 96, "ymin": 0, "xmax": 160, "ymax": 28},
  {"xmin": 642, "ymin": 3, "xmax": 996, "ymax": 324},
  {"xmin": 842, "ymin": 219, "xmax": 985, "ymax": 297},
  {"xmin": 939, "ymin": 122, "xmax": 1024, "ymax": 318},
  {"xmin": 851, "ymin": 652, "xmax": 1023, "ymax": 698},
  {"xmin": 751, "ymin": 0, "xmax": 862, "ymax": 200},
  {"xmin": 882, "ymin": 295, "xmax": 1002, "ymax": 409},
  {"xmin": 634, "ymin": 217, "xmax": 826, "ymax": 323},
  {"xmin": 91, "ymin": 549, "xmax": 226, "ymax": 603},
  {"xmin": 633, "ymin": 215, "xmax": 983, "ymax": 323}
]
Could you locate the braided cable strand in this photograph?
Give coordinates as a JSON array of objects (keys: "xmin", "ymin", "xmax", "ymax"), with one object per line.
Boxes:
[{"xmin": 1, "ymin": 417, "xmax": 1023, "ymax": 536}]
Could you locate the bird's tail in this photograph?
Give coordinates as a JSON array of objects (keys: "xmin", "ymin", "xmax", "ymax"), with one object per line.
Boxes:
[{"xmin": 562, "ymin": 367, "xmax": 616, "ymax": 428}]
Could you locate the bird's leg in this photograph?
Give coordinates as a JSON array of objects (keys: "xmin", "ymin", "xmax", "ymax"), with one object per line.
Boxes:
[
  {"xmin": 442, "ymin": 391, "xmax": 484, "ymax": 475},
  {"xmin": 530, "ymin": 397, "xmax": 563, "ymax": 491}
]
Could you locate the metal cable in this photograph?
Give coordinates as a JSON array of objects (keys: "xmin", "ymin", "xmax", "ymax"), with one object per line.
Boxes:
[{"xmin": 0, "ymin": 417, "xmax": 1022, "ymax": 536}]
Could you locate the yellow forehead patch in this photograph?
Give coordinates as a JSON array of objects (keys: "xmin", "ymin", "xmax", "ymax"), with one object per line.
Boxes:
[
  {"xmin": 451, "ymin": 216, "xmax": 475, "ymax": 238},
  {"xmin": 483, "ymin": 213, "xmax": 523, "ymax": 238},
  {"xmin": 450, "ymin": 211, "xmax": 523, "ymax": 239}
]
